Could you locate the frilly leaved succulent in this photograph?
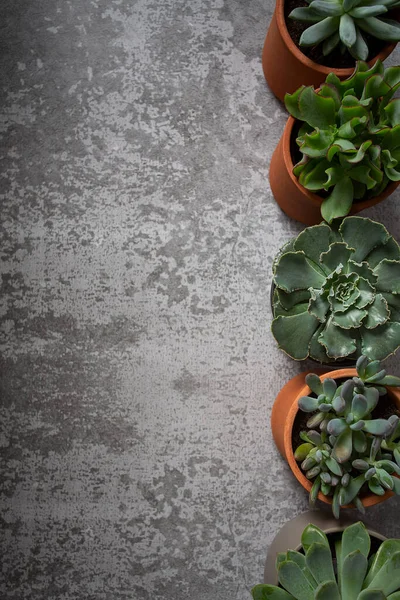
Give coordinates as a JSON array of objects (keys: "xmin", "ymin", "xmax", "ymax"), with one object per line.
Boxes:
[
  {"xmin": 252, "ymin": 521, "xmax": 400, "ymax": 600},
  {"xmin": 294, "ymin": 355, "xmax": 400, "ymax": 518},
  {"xmin": 289, "ymin": 0, "xmax": 400, "ymax": 60},
  {"xmin": 285, "ymin": 61, "xmax": 400, "ymax": 222},
  {"xmin": 272, "ymin": 216, "xmax": 400, "ymax": 363}
]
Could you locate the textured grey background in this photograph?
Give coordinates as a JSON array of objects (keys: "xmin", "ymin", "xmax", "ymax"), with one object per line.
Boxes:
[{"xmin": 1, "ymin": 0, "xmax": 400, "ymax": 599}]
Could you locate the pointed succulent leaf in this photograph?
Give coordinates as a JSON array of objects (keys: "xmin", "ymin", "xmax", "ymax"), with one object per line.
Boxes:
[
  {"xmin": 365, "ymin": 552, "xmax": 400, "ymax": 595},
  {"xmin": 358, "ymin": 17, "xmax": 400, "ymax": 42},
  {"xmin": 326, "ymin": 456, "xmax": 343, "ymax": 476},
  {"xmin": 341, "ymin": 550, "xmax": 368, "ymax": 600},
  {"xmin": 300, "ymin": 17, "xmax": 342, "ymax": 49},
  {"xmin": 338, "ymin": 474, "xmax": 366, "ymax": 504},
  {"xmin": 364, "ymin": 540, "xmax": 400, "ymax": 588},
  {"xmin": 289, "ymin": 7, "xmax": 326, "ymax": 22}
]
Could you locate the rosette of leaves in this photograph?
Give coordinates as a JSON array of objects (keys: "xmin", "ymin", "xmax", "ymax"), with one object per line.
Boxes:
[
  {"xmin": 271, "ymin": 216, "xmax": 400, "ymax": 363},
  {"xmin": 289, "ymin": 0, "xmax": 400, "ymax": 60},
  {"xmin": 284, "ymin": 61, "xmax": 400, "ymax": 222},
  {"xmin": 252, "ymin": 522, "xmax": 400, "ymax": 600},
  {"xmin": 294, "ymin": 356, "xmax": 400, "ymax": 517}
]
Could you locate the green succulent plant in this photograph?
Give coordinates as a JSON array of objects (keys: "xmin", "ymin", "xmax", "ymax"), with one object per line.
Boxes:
[
  {"xmin": 284, "ymin": 61, "xmax": 400, "ymax": 222},
  {"xmin": 271, "ymin": 216, "xmax": 400, "ymax": 363},
  {"xmin": 294, "ymin": 356, "xmax": 400, "ymax": 518},
  {"xmin": 252, "ymin": 521, "xmax": 400, "ymax": 600},
  {"xmin": 289, "ymin": 0, "xmax": 400, "ymax": 60}
]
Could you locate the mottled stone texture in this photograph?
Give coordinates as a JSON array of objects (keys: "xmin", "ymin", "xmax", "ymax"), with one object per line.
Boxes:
[{"xmin": 1, "ymin": 0, "xmax": 400, "ymax": 598}]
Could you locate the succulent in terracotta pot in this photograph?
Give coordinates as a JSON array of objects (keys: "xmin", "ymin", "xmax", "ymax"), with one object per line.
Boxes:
[
  {"xmin": 261, "ymin": 0, "xmax": 397, "ymax": 102},
  {"xmin": 289, "ymin": 0, "xmax": 400, "ymax": 61},
  {"xmin": 294, "ymin": 355, "xmax": 400, "ymax": 517},
  {"xmin": 253, "ymin": 521, "xmax": 400, "ymax": 598},
  {"xmin": 284, "ymin": 60, "xmax": 400, "ymax": 223},
  {"xmin": 271, "ymin": 216, "xmax": 400, "ymax": 363}
]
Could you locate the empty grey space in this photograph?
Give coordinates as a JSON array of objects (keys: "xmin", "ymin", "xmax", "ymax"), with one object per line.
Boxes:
[{"xmin": 1, "ymin": 0, "xmax": 400, "ymax": 598}]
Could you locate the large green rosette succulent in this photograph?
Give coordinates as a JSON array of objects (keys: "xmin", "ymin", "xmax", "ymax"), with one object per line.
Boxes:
[{"xmin": 271, "ymin": 216, "xmax": 400, "ymax": 363}]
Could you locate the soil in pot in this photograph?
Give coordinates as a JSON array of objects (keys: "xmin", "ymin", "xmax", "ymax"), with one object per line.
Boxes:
[
  {"xmin": 284, "ymin": 0, "xmax": 390, "ymax": 68},
  {"xmin": 291, "ymin": 380, "xmax": 400, "ymax": 500}
]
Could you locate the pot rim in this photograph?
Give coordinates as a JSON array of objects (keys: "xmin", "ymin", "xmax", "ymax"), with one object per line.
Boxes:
[
  {"xmin": 284, "ymin": 368, "xmax": 397, "ymax": 507},
  {"xmin": 274, "ymin": 0, "xmax": 396, "ymax": 77},
  {"xmin": 282, "ymin": 117, "xmax": 400, "ymax": 211}
]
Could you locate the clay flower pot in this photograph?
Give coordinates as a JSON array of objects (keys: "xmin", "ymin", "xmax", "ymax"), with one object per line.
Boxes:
[
  {"xmin": 262, "ymin": 0, "xmax": 396, "ymax": 102},
  {"xmin": 270, "ymin": 116, "xmax": 400, "ymax": 226},
  {"xmin": 271, "ymin": 368, "xmax": 400, "ymax": 510},
  {"xmin": 264, "ymin": 510, "xmax": 386, "ymax": 584}
]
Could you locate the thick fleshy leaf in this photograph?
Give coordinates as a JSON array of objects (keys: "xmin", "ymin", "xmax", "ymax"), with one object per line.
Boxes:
[
  {"xmin": 353, "ymin": 429, "xmax": 367, "ymax": 453},
  {"xmin": 374, "ymin": 259, "xmax": 400, "ymax": 293},
  {"xmin": 298, "ymin": 395, "xmax": 320, "ymax": 412},
  {"xmin": 352, "ymin": 393, "xmax": 368, "ymax": 419},
  {"xmin": 321, "ymin": 177, "xmax": 354, "ymax": 223},
  {"xmin": 274, "ymin": 252, "xmax": 326, "ymax": 292},
  {"xmin": 341, "ymin": 521, "xmax": 371, "ymax": 560},
  {"xmin": 319, "ymin": 83, "xmax": 341, "ymax": 110},
  {"xmin": 289, "ymin": 7, "xmax": 323, "ymax": 22},
  {"xmin": 349, "ymin": 165, "xmax": 376, "ymax": 189},
  {"xmin": 364, "ymin": 540, "xmax": 400, "ymax": 588},
  {"xmin": 294, "ymin": 223, "xmax": 333, "ymax": 266},
  {"xmin": 278, "ymin": 561, "xmax": 315, "ymax": 600},
  {"xmin": 363, "ymin": 419, "xmax": 390, "ymax": 435},
  {"xmin": 320, "ymin": 242, "xmax": 354, "ymax": 274},
  {"xmin": 309, "ymin": 0, "xmax": 343, "ymax": 15},
  {"xmin": 366, "ymin": 236, "xmax": 400, "ymax": 269},
  {"xmin": 315, "ymin": 581, "xmax": 341, "ymax": 600},
  {"xmin": 299, "ymin": 130, "xmax": 334, "ymax": 159},
  {"xmin": 301, "ymin": 525, "xmax": 330, "ymax": 552},
  {"xmin": 333, "ymin": 307, "xmax": 367, "ymax": 329},
  {"xmin": 364, "ymin": 294, "xmax": 390, "ymax": 329},
  {"xmin": 306, "ymin": 543, "xmax": 335, "ymax": 584},
  {"xmin": 323, "ymin": 31, "xmax": 341, "ymax": 55},
  {"xmin": 362, "ymin": 74, "xmax": 392, "ymax": 101},
  {"xmin": 363, "ymin": 386, "xmax": 379, "ymax": 413},
  {"xmin": 384, "ymin": 99, "xmax": 400, "ymax": 127},
  {"xmin": 319, "ymin": 317, "xmax": 357, "ymax": 358},
  {"xmin": 252, "ymin": 585, "xmax": 296, "ymax": 600},
  {"xmin": 341, "ymin": 550, "xmax": 368, "ymax": 600},
  {"xmin": 300, "ymin": 160, "xmax": 330, "ymax": 190},
  {"xmin": 327, "ymin": 138, "xmax": 356, "ymax": 161},
  {"xmin": 309, "ymin": 325, "xmax": 332, "ymax": 363},
  {"xmin": 350, "ymin": 5, "xmax": 387, "ymax": 17},
  {"xmin": 358, "ymin": 17, "xmax": 400, "ymax": 42},
  {"xmin": 340, "ymin": 14, "xmax": 357, "ymax": 48},
  {"xmin": 365, "ymin": 552, "xmax": 400, "ymax": 594},
  {"xmin": 333, "ymin": 428, "xmax": 353, "ymax": 463},
  {"xmin": 338, "ymin": 473, "xmax": 365, "ymax": 504},
  {"xmin": 285, "ymin": 86, "xmax": 306, "ymax": 120},
  {"xmin": 298, "ymin": 86, "xmax": 337, "ymax": 129},
  {"xmin": 339, "ymin": 217, "xmax": 390, "ymax": 262},
  {"xmin": 349, "ymin": 27, "xmax": 369, "ymax": 61},
  {"xmin": 271, "ymin": 312, "xmax": 320, "ymax": 360},
  {"xmin": 277, "ymin": 288, "xmax": 312, "ymax": 311},
  {"xmin": 356, "ymin": 277, "xmax": 375, "ymax": 309},
  {"xmin": 309, "ymin": 289, "xmax": 330, "ymax": 321},
  {"xmin": 305, "ymin": 373, "xmax": 323, "ymax": 395},
  {"xmin": 300, "ymin": 17, "xmax": 342, "ymax": 48},
  {"xmin": 357, "ymin": 592, "xmax": 385, "ymax": 600},
  {"xmin": 323, "ymin": 165, "xmax": 346, "ymax": 190},
  {"xmin": 295, "ymin": 443, "xmax": 314, "ymax": 461}
]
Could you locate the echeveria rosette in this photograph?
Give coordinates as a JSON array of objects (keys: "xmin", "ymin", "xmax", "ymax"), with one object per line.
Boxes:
[
  {"xmin": 289, "ymin": 0, "xmax": 400, "ymax": 60},
  {"xmin": 271, "ymin": 216, "xmax": 400, "ymax": 363},
  {"xmin": 252, "ymin": 522, "xmax": 400, "ymax": 600},
  {"xmin": 285, "ymin": 61, "xmax": 400, "ymax": 222}
]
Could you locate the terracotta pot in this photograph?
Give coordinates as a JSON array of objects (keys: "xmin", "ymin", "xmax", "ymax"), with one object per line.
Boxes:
[
  {"xmin": 270, "ymin": 116, "xmax": 400, "ymax": 226},
  {"xmin": 262, "ymin": 0, "xmax": 397, "ymax": 102},
  {"xmin": 264, "ymin": 510, "xmax": 386, "ymax": 584},
  {"xmin": 271, "ymin": 368, "xmax": 400, "ymax": 510}
]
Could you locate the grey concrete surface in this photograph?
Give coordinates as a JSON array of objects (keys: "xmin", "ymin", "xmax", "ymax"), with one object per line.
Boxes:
[{"xmin": 1, "ymin": 0, "xmax": 400, "ymax": 599}]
